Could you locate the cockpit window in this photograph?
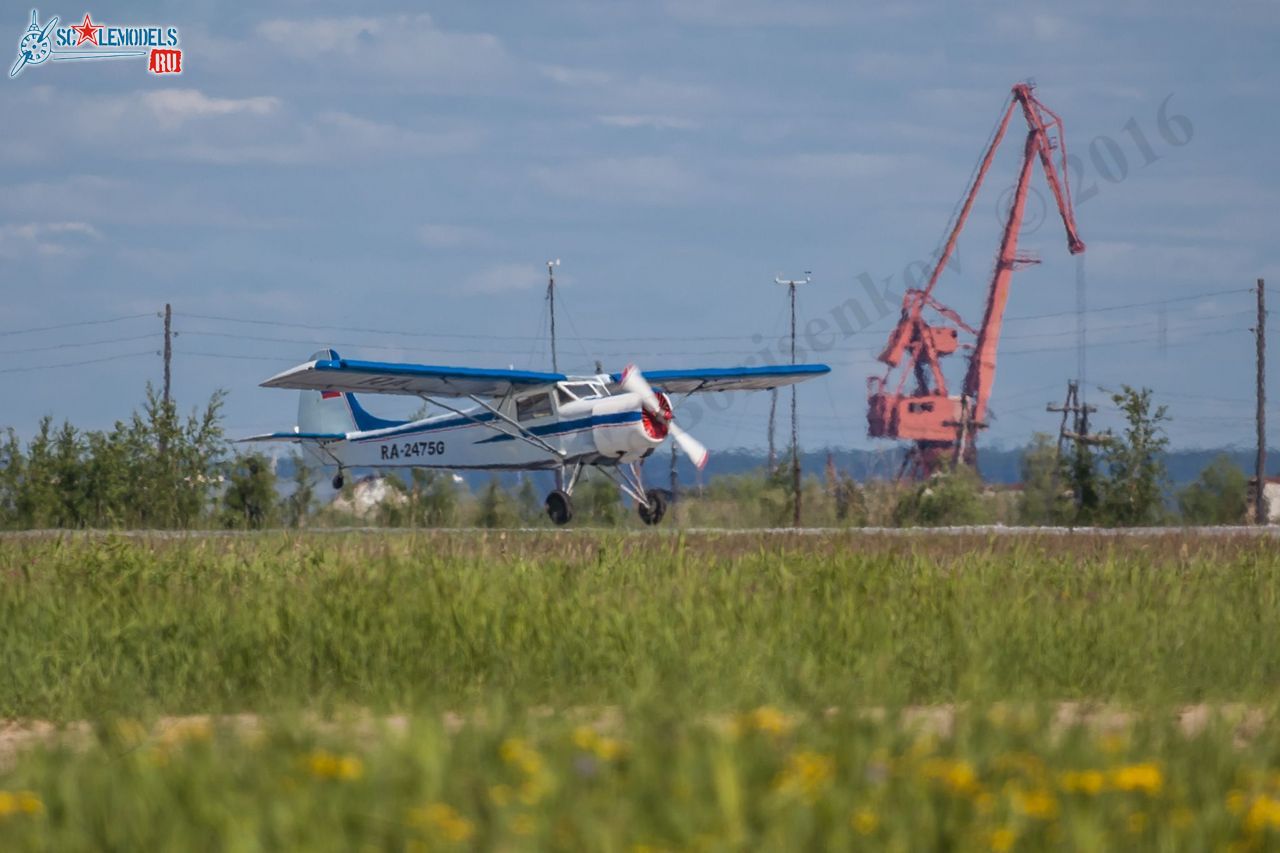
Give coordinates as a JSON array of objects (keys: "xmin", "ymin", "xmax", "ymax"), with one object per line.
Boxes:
[
  {"xmin": 556, "ymin": 383, "xmax": 602, "ymax": 404},
  {"xmin": 516, "ymin": 393, "xmax": 554, "ymax": 421}
]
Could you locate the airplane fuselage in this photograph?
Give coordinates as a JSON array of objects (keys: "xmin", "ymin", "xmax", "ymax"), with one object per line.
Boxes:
[{"xmin": 313, "ymin": 380, "xmax": 666, "ymax": 472}]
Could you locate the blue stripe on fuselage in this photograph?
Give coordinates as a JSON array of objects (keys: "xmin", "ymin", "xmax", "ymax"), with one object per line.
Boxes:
[
  {"xmin": 473, "ymin": 410, "xmax": 643, "ymax": 443},
  {"xmin": 350, "ymin": 411, "xmax": 498, "ymax": 442}
]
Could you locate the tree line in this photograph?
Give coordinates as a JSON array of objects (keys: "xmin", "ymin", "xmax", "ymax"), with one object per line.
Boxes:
[{"xmin": 0, "ymin": 384, "xmax": 1256, "ymax": 530}]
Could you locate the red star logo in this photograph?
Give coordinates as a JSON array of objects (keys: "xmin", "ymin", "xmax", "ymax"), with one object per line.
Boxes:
[{"xmin": 71, "ymin": 13, "xmax": 102, "ymax": 47}]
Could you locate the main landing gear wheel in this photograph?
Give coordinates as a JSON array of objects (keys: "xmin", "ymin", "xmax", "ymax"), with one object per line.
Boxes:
[
  {"xmin": 638, "ymin": 489, "xmax": 668, "ymax": 526},
  {"xmin": 545, "ymin": 489, "xmax": 574, "ymax": 526},
  {"xmin": 332, "ymin": 473, "xmax": 345, "ymax": 490}
]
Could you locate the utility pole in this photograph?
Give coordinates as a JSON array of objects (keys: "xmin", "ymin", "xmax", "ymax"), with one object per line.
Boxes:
[
  {"xmin": 669, "ymin": 442, "xmax": 678, "ymax": 516},
  {"xmin": 545, "ymin": 259, "xmax": 562, "ymax": 491},
  {"xmin": 1047, "ymin": 380, "xmax": 1101, "ymax": 517},
  {"xmin": 776, "ymin": 272, "xmax": 811, "ymax": 528},
  {"xmin": 162, "ymin": 302, "xmax": 172, "ymax": 406},
  {"xmin": 546, "ymin": 259, "xmax": 560, "ymax": 373},
  {"xmin": 767, "ymin": 390, "xmax": 777, "ymax": 470},
  {"xmin": 1256, "ymin": 278, "xmax": 1267, "ymax": 524}
]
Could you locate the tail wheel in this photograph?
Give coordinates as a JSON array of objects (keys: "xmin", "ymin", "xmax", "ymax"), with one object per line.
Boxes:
[
  {"xmin": 545, "ymin": 490, "xmax": 574, "ymax": 526},
  {"xmin": 638, "ymin": 488, "xmax": 668, "ymax": 526},
  {"xmin": 332, "ymin": 472, "xmax": 345, "ymax": 490}
]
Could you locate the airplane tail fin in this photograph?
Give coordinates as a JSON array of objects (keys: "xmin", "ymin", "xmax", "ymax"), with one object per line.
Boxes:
[
  {"xmin": 297, "ymin": 348, "xmax": 359, "ymax": 435},
  {"xmin": 241, "ymin": 349, "xmax": 408, "ymax": 446},
  {"xmin": 296, "ymin": 348, "xmax": 406, "ymax": 434}
]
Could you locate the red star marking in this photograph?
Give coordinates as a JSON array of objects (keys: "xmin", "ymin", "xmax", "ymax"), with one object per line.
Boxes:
[{"xmin": 71, "ymin": 13, "xmax": 102, "ymax": 47}]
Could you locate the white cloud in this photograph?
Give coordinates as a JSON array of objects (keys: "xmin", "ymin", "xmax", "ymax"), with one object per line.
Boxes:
[
  {"xmin": 538, "ymin": 64, "xmax": 714, "ymax": 115},
  {"xmin": 141, "ymin": 89, "xmax": 280, "ymax": 129},
  {"xmin": 0, "ymin": 222, "xmax": 102, "ymax": 258},
  {"xmin": 2, "ymin": 84, "xmax": 477, "ymax": 166},
  {"xmin": 255, "ymin": 14, "xmax": 513, "ymax": 90},
  {"xmin": 465, "ymin": 263, "xmax": 545, "ymax": 294}
]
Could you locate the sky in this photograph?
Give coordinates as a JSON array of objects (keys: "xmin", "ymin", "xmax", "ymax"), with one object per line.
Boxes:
[{"xmin": 2, "ymin": 0, "xmax": 1278, "ymax": 457}]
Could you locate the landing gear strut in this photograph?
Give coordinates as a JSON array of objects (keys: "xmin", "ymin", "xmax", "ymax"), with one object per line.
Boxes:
[{"xmin": 545, "ymin": 489, "xmax": 573, "ymax": 526}]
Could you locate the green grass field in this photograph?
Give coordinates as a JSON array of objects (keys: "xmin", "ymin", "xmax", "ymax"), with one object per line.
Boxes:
[{"xmin": 2, "ymin": 531, "xmax": 1279, "ymax": 849}]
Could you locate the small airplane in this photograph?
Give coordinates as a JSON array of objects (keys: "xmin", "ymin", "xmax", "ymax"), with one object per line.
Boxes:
[{"xmin": 244, "ymin": 350, "xmax": 830, "ymax": 525}]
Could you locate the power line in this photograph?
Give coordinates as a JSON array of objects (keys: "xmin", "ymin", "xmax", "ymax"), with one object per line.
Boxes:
[
  {"xmin": 177, "ymin": 311, "xmax": 756, "ymax": 344},
  {"xmin": 1002, "ymin": 324, "xmax": 1250, "ymax": 356},
  {"xmin": 0, "ymin": 349, "xmax": 155, "ymax": 375},
  {"xmin": 1004, "ymin": 287, "xmax": 1250, "ymax": 322},
  {"xmin": 0, "ymin": 332, "xmax": 160, "ymax": 357},
  {"xmin": 0, "ymin": 312, "xmax": 154, "ymax": 338}
]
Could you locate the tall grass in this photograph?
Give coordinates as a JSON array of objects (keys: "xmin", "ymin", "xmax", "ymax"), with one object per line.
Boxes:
[
  {"xmin": 2, "ymin": 532, "xmax": 1278, "ymax": 720},
  {"xmin": 2, "ymin": 706, "xmax": 1279, "ymax": 850}
]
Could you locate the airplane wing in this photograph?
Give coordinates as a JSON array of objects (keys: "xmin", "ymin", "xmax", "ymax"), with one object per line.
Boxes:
[
  {"xmin": 260, "ymin": 357, "xmax": 567, "ymax": 398},
  {"xmin": 607, "ymin": 364, "xmax": 831, "ymax": 394}
]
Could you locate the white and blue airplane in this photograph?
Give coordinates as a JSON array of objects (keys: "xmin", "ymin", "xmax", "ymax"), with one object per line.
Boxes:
[{"xmin": 245, "ymin": 350, "xmax": 830, "ymax": 525}]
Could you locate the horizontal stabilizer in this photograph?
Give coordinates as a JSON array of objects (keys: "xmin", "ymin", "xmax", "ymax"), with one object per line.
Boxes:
[{"xmin": 237, "ymin": 431, "xmax": 347, "ymax": 443}]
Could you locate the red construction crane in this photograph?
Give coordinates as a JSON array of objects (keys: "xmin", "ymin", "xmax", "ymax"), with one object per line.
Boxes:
[{"xmin": 867, "ymin": 82, "xmax": 1086, "ymax": 478}]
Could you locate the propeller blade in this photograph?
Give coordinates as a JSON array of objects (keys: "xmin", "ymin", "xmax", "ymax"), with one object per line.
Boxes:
[
  {"xmin": 620, "ymin": 363, "xmax": 662, "ymax": 414},
  {"xmin": 670, "ymin": 422, "xmax": 708, "ymax": 470},
  {"xmin": 622, "ymin": 363, "xmax": 709, "ymax": 469}
]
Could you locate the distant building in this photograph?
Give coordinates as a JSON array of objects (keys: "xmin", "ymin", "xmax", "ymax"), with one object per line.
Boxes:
[
  {"xmin": 1247, "ymin": 477, "xmax": 1280, "ymax": 524},
  {"xmin": 330, "ymin": 475, "xmax": 407, "ymax": 519}
]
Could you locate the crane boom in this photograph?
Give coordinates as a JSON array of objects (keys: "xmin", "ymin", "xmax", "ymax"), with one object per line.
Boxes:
[{"xmin": 866, "ymin": 82, "xmax": 1086, "ymax": 478}]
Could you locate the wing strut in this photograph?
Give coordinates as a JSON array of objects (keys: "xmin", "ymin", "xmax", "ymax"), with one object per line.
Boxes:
[{"xmin": 415, "ymin": 394, "xmax": 567, "ymax": 462}]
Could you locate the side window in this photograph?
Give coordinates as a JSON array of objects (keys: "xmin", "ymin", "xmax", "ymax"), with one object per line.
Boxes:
[
  {"xmin": 556, "ymin": 387, "xmax": 577, "ymax": 405},
  {"xmin": 516, "ymin": 393, "xmax": 554, "ymax": 421}
]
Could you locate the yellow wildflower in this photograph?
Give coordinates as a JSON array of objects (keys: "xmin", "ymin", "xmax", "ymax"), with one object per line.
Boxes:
[
  {"xmin": 409, "ymin": 802, "xmax": 475, "ymax": 843},
  {"xmin": 851, "ymin": 808, "xmax": 879, "ymax": 835},
  {"xmin": 774, "ymin": 751, "xmax": 835, "ymax": 799},
  {"xmin": 490, "ymin": 784, "xmax": 514, "ymax": 807},
  {"xmin": 305, "ymin": 749, "xmax": 362, "ymax": 781},
  {"xmin": 921, "ymin": 758, "xmax": 981, "ymax": 796},
  {"xmin": 500, "ymin": 737, "xmax": 544, "ymax": 777},
  {"xmin": 511, "ymin": 813, "xmax": 537, "ymax": 836},
  {"xmin": 572, "ymin": 726, "xmax": 625, "ymax": 762},
  {"xmin": 1110, "ymin": 763, "xmax": 1163, "ymax": 795},
  {"xmin": 1244, "ymin": 794, "xmax": 1280, "ymax": 833},
  {"xmin": 572, "ymin": 726, "xmax": 597, "ymax": 750},
  {"xmin": 1012, "ymin": 788, "xmax": 1059, "ymax": 821},
  {"xmin": 1228, "ymin": 789, "xmax": 1249, "ymax": 815},
  {"xmin": 1059, "ymin": 770, "xmax": 1105, "ymax": 795},
  {"xmin": 519, "ymin": 775, "xmax": 551, "ymax": 806},
  {"xmin": 744, "ymin": 706, "xmax": 794, "ymax": 736},
  {"xmin": 989, "ymin": 827, "xmax": 1017, "ymax": 852},
  {"xmin": 0, "ymin": 791, "xmax": 42, "ymax": 819}
]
